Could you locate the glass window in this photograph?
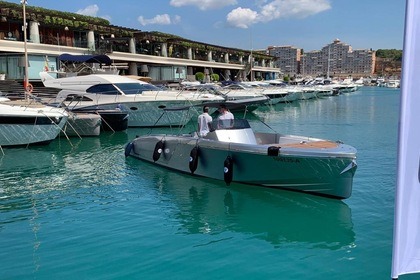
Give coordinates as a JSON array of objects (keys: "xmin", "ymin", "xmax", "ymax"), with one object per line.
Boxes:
[
  {"xmin": 114, "ymin": 83, "xmax": 161, "ymax": 94},
  {"xmin": 86, "ymin": 84, "xmax": 120, "ymax": 95}
]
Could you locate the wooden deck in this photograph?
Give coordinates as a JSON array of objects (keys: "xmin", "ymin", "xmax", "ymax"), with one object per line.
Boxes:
[{"xmin": 280, "ymin": 140, "xmax": 339, "ymax": 149}]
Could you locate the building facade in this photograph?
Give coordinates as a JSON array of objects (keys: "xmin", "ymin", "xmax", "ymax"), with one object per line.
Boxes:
[
  {"xmin": 267, "ymin": 46, "xmax": 301, "ymax": 77},
  {"xmin": 268, "ymin": 39, "xmax": 376, "ymax": 79},
  {"xmin": 0, "ymin": 1, "xmax": 279, "ymax": 83},
  {"xmin": 301, "ymin": 39, "xmax": 375, "ymax": 78}
]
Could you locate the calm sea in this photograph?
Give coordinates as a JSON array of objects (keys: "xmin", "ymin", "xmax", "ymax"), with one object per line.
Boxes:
[{"xmin": 0, "ymin": 86, "xmax": 414, "ymax": 280}]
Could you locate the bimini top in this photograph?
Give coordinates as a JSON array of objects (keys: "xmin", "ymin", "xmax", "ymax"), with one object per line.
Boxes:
[{"xmin": 58, "ymin": 53, "xmax": 112, "ymax": 65}]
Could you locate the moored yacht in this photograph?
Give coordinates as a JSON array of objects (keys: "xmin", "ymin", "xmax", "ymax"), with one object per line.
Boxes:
[
  {"xmin": 0, "ymin": 99, "xmax": 68, "ymax": 147},
  {"xmin": 40, "ymin": 72, "xmax": 225, "ymax": 127},
  {"xmin": 62, "ymin": 111, "xmax": 102, "ymax": 137},
  {"xmin": 125, "ymin": 111, "xmax": 358, "ymax": 199},
  {"xmin": 221, "ymin": 82, "xmax": 294, "ymax": 104}
]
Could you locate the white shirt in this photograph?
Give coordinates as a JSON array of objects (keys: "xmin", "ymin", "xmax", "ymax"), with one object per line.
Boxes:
[
  {"xmin": 218, "ymin": 111, "xmax": 234, "ymax": 128},
  {"xmin": 218, "ymin": 111, "xmax": 234, "ymax": 120},
  {"xmin": 198, "ymin": 112, "xmax": 212, "ymax": 136}
]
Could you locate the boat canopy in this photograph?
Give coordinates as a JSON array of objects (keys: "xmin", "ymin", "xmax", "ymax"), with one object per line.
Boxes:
[{"xmin": 58, "ymin": 53, "xmax": 112, "ymax": 65}]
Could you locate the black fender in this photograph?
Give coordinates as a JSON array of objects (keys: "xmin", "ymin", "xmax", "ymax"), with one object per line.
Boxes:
[
  {"xmin": 153, "ymin": 140, "xmax": 165, "ymax": 162},
  {"xmin": 267, "ymin": 146, "xmax": 280, "ymax": 156},
  {"xmin": 189, "ymin": 146, "xmax": 199, "ymax": 174},
  {"xmin": 223, "ymin": 155, "xmax": 233, "ymax": 186},
  {"xmin": 124, "ymin": 142, "xmax": 134, "ymax": 157}
]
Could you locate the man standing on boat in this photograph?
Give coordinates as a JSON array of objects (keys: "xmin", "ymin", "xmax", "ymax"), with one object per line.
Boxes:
[
  {"xmin": 198, "ymin": 106, "xmax": 212, "ymax": 136},
  {"xmin": 217, "ymin": 104, "xmax": 234, "ymax": 128}
]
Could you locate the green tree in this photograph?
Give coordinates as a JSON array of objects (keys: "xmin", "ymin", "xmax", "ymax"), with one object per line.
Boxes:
[{"xmin": 376, "ymin": 49, "xmax": 403, "ymax": 61}]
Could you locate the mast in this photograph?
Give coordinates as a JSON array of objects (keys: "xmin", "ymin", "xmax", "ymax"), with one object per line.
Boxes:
[
  {"xmin": 21, "ymin": 0, "xmax": 29, "ymax": 99},
  {"xmin": 327, "ymin": 45, "xmax": 331, "ymax": 79}
]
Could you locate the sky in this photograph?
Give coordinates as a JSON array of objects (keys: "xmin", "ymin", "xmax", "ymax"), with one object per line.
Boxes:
[{"xmin": 18, "ymin": 0, "xmax": 405, "ymax": 52}]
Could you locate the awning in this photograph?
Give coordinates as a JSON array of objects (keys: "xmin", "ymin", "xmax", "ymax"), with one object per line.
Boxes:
[{"xmin": 58, "ymin": 53, "xmax": 112, "ymax": 65}]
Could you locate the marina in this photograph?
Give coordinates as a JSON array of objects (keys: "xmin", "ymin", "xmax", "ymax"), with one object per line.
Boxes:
[{"xmin": 0, "ymin": 86, "xmax": 404, "ymax": 279}]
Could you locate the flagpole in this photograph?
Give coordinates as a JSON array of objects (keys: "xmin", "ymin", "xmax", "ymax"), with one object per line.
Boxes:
[{"xmin": 21, "ymin": 0, "xmax": 30, "ymax": 100}]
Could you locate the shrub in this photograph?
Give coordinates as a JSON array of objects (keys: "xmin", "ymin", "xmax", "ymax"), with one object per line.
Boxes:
[{"xmin": 195, "ymin": 72, "xmax": 204, "ymax": 82}]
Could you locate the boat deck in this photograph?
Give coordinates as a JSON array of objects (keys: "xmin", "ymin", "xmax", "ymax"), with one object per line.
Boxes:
[
  {"xmin": 276, "ymin": 140, "xmax": 339, "ymax": 149},
  {"xmin": 1, "ymin": 99, "xmax": 48, "ymax": 108}
]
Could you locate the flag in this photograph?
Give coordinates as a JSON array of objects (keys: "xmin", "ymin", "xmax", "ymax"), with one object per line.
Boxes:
[
  {"xmin": 391, "ymin": 0, "xmax": 420, "ymax": 278},
  {"xmin": 44, "ymin": 55, "xmax": 49, "ymax": 72}
]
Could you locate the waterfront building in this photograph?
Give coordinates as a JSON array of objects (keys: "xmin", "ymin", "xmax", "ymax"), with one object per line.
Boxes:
[
  {"xmin": 268, "ymin": 39, "xmax": 376, "ymax": 80},
  {"xmin": 300, "ymin": 39, "xmax": 376, "ymax": 79},
  {"xmin": 267, "ymin": 46, "xmax": 302, "ymax": 77},
  {"xmin": 0, "ymin": 1, "xmax": 279, "ymax": 84}
]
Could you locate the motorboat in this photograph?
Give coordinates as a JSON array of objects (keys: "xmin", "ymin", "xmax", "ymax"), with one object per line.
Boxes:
[
  {"xmin": 92, "ymin": 109, "xmax": 128, "ymax": 131},
  {"xmin": 331, "ymin": 78, "xmax": 360, "ymax": 93},
  {"xmin": 40, "ymin": 72, "xmax": 225, "ymax": 127},
  {"xmin": 0, "ymin": 99, "xmax": 68, "ymax": 147},
  {"xmin": 125, "ymin": 113, "xmax": 358, "ymax": 199},
  {"xmin": 385, "ymin": 79, "xmax": 400, "ymax": 88},
  {"xmin": 0, "ymin": 4, "xmax": 68, "ymax": 147},
  {"xmin": 182, "ymin": 83, "xmax": 269, "ymax": 112},
  {"xmin": 55, "ymin": 93, "xmax": 129, "ymax": 132},
  {"xmin": 62, "ymin": 111, "xmax": 102, "ymax": 137},
  {"xmin": 220, "ymin": 82, "xmax": 294, "ymax": 104}
]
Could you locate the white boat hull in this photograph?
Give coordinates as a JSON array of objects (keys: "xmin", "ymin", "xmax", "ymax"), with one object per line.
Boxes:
[{"xmin": 0, "ymin": 103, "xmax": 68, "ymax": 146}]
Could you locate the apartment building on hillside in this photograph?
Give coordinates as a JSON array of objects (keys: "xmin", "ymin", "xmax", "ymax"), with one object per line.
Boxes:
[
  {"xmin": 269, "ymin": 39, "xmax": 376, "ymax": 79},
  {"xmin": 267, "ymin": 46, "xmax": 301, "ymax": 76}
]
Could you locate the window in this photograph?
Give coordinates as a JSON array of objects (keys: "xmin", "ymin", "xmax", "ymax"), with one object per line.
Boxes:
[
  {"xmin": 115, "ymin": 83, "xmax": 162, "ymax": 94},
  {"xmin": 86, "ymin": 84, "xmax": 120, "ymax": 95}
]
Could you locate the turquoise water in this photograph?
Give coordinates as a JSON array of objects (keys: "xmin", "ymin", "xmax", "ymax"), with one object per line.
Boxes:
[{"xmin": 0, "ymin": 87, "xmax": 414, "ymax": 279}]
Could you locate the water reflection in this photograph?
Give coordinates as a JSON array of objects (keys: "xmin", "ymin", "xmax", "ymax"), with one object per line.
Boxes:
[
  {"xmin": 0, "ymin": 131, "xmax": 130, "ymax": 215},
  {"xmin": 131, "ymin": 162, "xmax": 355, "ymax": 250}
]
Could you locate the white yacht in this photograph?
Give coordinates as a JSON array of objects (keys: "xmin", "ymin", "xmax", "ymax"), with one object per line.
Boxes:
[
  {"xmin": 0, "ymin": 99, "xmax": 68, "ymax": 147},
  {"xmin": 386, "ymin": 79, "xmax": 400, "ymax": 88},
  {"xmin": 220, "ymin": 82, "xmax": 298, "ymax": 104},
  {"xmin": 40, "ymin": 72, "xmax": 225, "ymax": 127}
]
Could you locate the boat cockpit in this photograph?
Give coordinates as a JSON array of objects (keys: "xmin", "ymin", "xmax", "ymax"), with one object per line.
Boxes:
[{"xmin": 203, "ymin": 119, "xmax": 258, "ymax": 144}]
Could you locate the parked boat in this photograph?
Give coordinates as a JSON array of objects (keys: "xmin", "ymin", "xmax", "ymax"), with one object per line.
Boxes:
[
  {"xmin": 125, "ymin": 109, "xmax": 358, "ymax": 199},
  {"xmin": 220, "ymin": 82, "xmax": 294, "ymax": 104},
  {"xmin": 0, "ymin": 99, "xmax": 68, "ymax": 147},
  {"xmin": 93, "ymin": 109, "xmax": 129, "ymax": 131},
  {"xmin": 385, "ymin": 79, "xmax": 400, "ymax": 88},
  {"xmin": 331, "ymin": 78, "xmax": 360, "ymax": 93},
  {"xmin": 55, "ymin": 93, "xmax": 129, "ymax": 132},
  {"xmin": 182, "ymin": 83, "xmax": 269, "ymax": 112},
  {"xmin": 62, "ymin": 111, "xmax": 102, "ymax": 137},
  {"xmin": 40, "ymin": 72, "xmax": 225, "ymax": 127}
]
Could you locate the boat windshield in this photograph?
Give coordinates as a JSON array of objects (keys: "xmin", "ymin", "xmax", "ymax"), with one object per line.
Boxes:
[
  {"xmin": 86, "ymin": 83, "xmax": 163, "ymax": 95},
  {"xmin": 209, "ymin": 118, "xmax": 251, "ymax": 130},
  {"xmin": 114, "ymin": 83, "xmax": 162, "ymax": 94},
  {"xmin": 86, "ymin": 84, "xmax": 120, "ymax": 95}
]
